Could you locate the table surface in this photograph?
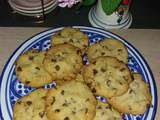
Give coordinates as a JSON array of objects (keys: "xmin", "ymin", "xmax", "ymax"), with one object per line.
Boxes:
[{"xmin": 0, "ymin": 27, "xmax": 159, "ymax": 119}]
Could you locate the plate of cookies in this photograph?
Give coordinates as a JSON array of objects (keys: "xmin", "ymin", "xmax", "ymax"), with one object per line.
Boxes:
[{"xmin": 0, "ymin": 26, "xmax": 157, "ymax": 120}]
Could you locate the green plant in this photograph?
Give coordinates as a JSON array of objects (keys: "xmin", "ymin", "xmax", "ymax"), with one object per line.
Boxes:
[{"xmin": 83, "ymin": 0, "xmax": 122, "ymax": 15}]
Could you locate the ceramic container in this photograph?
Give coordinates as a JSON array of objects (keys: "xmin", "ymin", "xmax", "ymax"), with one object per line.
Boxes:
[{"xmin": 88, "ymin": 0, "xmax": 132, "ymax": 29}]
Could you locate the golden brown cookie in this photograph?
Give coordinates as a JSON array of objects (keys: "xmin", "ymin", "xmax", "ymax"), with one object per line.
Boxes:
[
  {"xmin": 108, "ymin": 73, "xmax": 152, "ymax": 115},
  {"xmin": 15, "ymin": 49, "xmax": 53, "ymax": 87},
  {"xmin": 51, "ymin": 27, "xmax": 89, "ymax": 52},
  {"xmin": 87, "ymin": 38, "xmax": 128, "ymax": 63},
  {"xmin": 75, "ymin": 70, "xmax": 85, "ymax": 83},
  {"xmin": 43, "ymin": 44, "xmax": 83, "ymax": 85},
  {"xmin": 94, "ymin": 100, "xmax": 123, "ymax": 120},
  {"xmin": 83, "ymin": 56, "xmax": 132, "ymax": 98},
  {"xmin": 13, "ymin": 89, "xmax": 48, "ymax": 120},
  {"xmin": 46, "ymin": 81, "xmax": 97, "ymax": 120}
]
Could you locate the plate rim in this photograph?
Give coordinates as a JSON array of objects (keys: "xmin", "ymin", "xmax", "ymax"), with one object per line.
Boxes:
[{"xmin": 0, "ymin": 26, "xmax": 157, "ymax": 120}]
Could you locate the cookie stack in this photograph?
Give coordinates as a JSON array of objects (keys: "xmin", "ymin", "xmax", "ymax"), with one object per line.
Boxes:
[{"xmin": 13, "ymin": 27, "xmax": 152, "ymax": 120}]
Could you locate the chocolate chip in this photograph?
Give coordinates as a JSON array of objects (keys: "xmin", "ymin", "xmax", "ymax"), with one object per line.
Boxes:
[
  {"xmin": 129, "ymin": 89, "xmax": 136, "ymax": 95},
  {"xmin": 69, "ymin": 39, "xmax": 73, "ymax": 42},
  {"xmin": 26, "ymin": 101, "xmax": 32, "ymax": 106},
  {"xmin": 25, "ymin": 81, "xmax": 30, "ymax": 84},
  {"xmin": 83, "ymin": 45, "xmax": 88, "ymax": 47},
  {"xmin": 92, "ymin": 88, "xmax": 96, "ymax": 93},
  {"xmin": 72, "ymin": 111, "xmax": 76, "ymax": 114},
  {"xmin": 92, "ymin": 61, "xmax": 96, "ymax": 65},
  {"xmin": 17, "ymin": 66, "xmax": 22, "ymax": 72},
  {"xmin": 97, "ymin": 106, "xmax": 102, "ymax": 109},
  {"xmin": 85, "ymin": 98, "xmax": 90, "ymax": 102},
  {"xmin": 64, "ymin": 117, "xmax": 69, "ymax": 120},
  {"xmin": 119, "ymin": 81, "xmax": 123, "ymax": 85},
  {"xmin": 62, "ymin": 52, "xmax": 68, "ymax": 55},
  {"xmin": 129, "ymin": 89, "xmax": 133, "ymax": 94},
  {"xmin": 28, "ymin": 56, "xmax": 34, "ymax": 60},
  {"xmin": 112, "ymin": 87, "xmax": 117, "ymax": 90},
  {"xmin": 85, "ymin": 108, "xmax": 88, "ymax": 114},
  {"xmin": 120, "ymin": 68, "xmax": 126, "ymax": 72},
  {"xmin": 57, "ymin": 32, "xmax": 61, "ymax": 35},
  {"xmin": 55, "ymin": 65, "xmax": 60, "ymax": 71},
  {"xmin": 76, "ymin": 49, "xmax": 81, "ymax": 55},
  {"xmin": 93, "ymin": 69, "xmax": 98, "ymax": 75},
  {"xmin": 61, "ymin": 90, "xmax": 65, "ymax": 95},
  {"xmin": 41, "ymin": 96, "xmax": 46, "ymax": 100},
  {"xmin": 86, "ymin": 83, "xmax": 91, "ymax": 87},
  {"xmin": 105, "ymin": 80, "xmax": 111, "ymax": 87},
  {"xmin": 101, "ymin": 68, "xmax": 106, "ymax": 72},
  {"xmin": 106, "ymin": 104, "xmax": 112, "ymax": 109},
  {"xmin": 44, "ymin": 52, "xmax": 47, "ymax": 56},
  {"xmin": 39, "ymin": 111, "xmax": 45, "ymax": 118},
  {"xmin": 57, "ymin": 54, "xmax": 61, "ymax": 58},
  {"xmin": 35, "ymin": 67, "xmax": 40, "ymax": 70},
  {"xmin": 103, "ymin": 46, "xmax": 109, "ymax": 50},
  {"xmin": 17, "ymin": 101, "xmax": 21, "ymax": 104},
  {"xmin": 105, "ymin": 106, "xmax": 109, "ymax": 109},
  {"xmin": 118, "ymin": 49, "xmax": 123, "ymax": 52},
  {"xmin": 95, "ymin": 49, "xmax": 98, "ymax": 52},
  {"xmin": 113, "ymin": 65, "xmax": 119, "ymax": 69},
  {"xmin": 51, "ymin": 59, "xmax": 57, "ymax": 62},
  {"xmin": 55, "ymin": 109, "xmax": 60, "ymax": 112},
  {"xmin": 62, "ymin": 103, "xmax": 68, "ymax": 107},
  {"xmin": 101, "ymin": 52, "xmax": 105, "ymax": 55},
  {"xmin": 51, "ymin": 97, "xmax": 55, "ymax": 105},
  {"xmin": 123, "ymin": 76, "xmax": 129, "ymax": 81},
  {"xmin": 128, "ymin": 105, "xmax": 132, "ymax": 111}
]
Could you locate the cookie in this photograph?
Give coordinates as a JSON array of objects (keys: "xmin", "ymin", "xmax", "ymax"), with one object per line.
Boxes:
[
  {"xmin": 55, "ymin": 72, "xmax": 84, "ymax": 85},
  {"xmin": 108, "ymin": 73, "xmax": 152, "ymax": 115},
  {"xmin": 75, "ymin": 73, "xmax": 84, "ymax": 82},
  {"xmin": 87, "ymin": 38, "xmax": 128, "ymax": 63},
  {"xmin": 46, "ymin": 81, "xmax": 97, "ymax": 120},
  {"xmin": 13, "ymin": 89, "xmax": 48, "ymax": 120},
  {"xmin": 15, "ymin": 49, "xmax": 45, "ymax": 65},
  {"xmin": 75, "ymin": 71, "xmax": 85, "ymax": 82},
  {"xmin": 82, "ymin": 56, "xmax": 132, "ymax": 98},
  {"xmin": 15, "ymin": 49, "xmax": 53, "ymax": 87},
  {"xmin": 43, "ymin": 44, "xmax": 83, "ymax": 84},
  {"xmin": 94, "ymin": 100, "xmax": 123, "ymax": 120},
  {"xmin": 51, "ymin": 27, "xmax": 89, "ymax": 52}
]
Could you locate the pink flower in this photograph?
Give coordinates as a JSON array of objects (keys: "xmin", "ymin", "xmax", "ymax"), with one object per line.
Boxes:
[{"xmin": 58, "ymin": 0, "xmax": 81, "ymax": 8}]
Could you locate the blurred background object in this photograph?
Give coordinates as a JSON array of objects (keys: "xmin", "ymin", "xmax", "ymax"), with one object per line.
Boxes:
[
  {"xmin": 0, "ymin": 0, "xmax": 160, "ymax": 28},
  {"xmin": 8, "ymin": 0, "xmax": 58, "ymax": 23},
  {"xmin": 88, "ymin": 0, "xmax": 132, "ymax": 29}
]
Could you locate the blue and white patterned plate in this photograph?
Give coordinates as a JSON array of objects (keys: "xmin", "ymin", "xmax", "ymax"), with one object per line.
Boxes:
[{"xmin": 0, "ymin": 26, "xmax": 157, "ymax": 120}]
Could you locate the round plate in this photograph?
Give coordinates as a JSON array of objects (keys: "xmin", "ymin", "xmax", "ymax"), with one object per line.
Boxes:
[{"xmin": 0, "ymin": 26, "xmax": 157, "ymax": 120}]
